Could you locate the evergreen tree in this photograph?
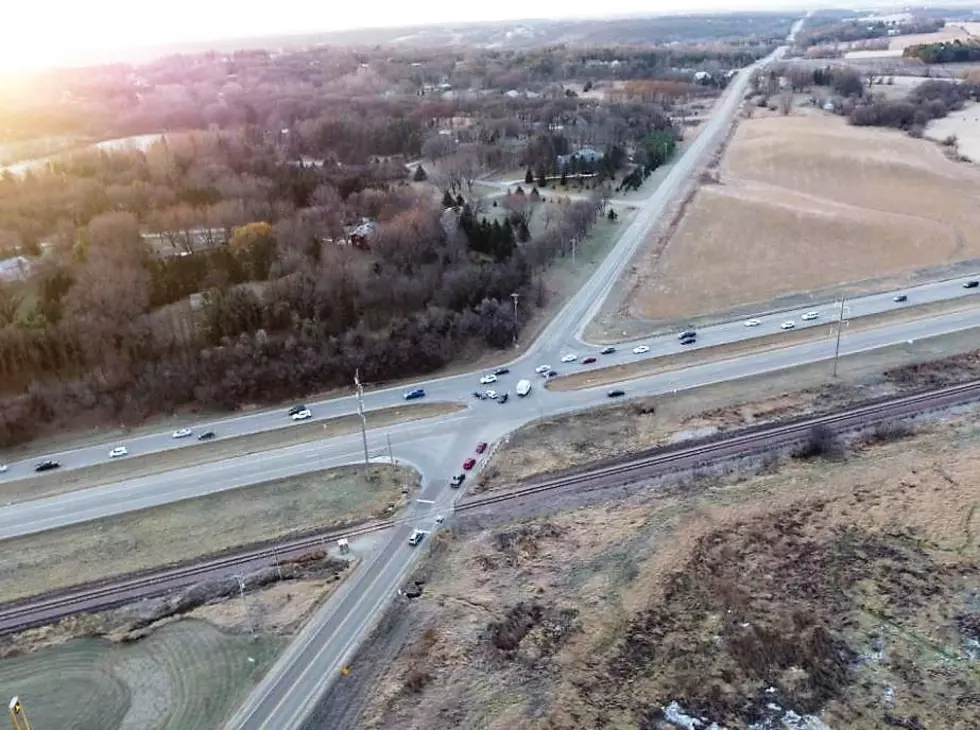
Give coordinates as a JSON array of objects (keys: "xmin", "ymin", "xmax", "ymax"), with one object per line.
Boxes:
[
  {"xmin": 525, "ymin": 168, "xmax": 534, "ymax": 184},
  {"xmin": 456, "ymin": 193, "xmax": 466, "ymax": 208},
  {"xmin": 442, "ymin": 190, "xmax": 455, "ymax": 208},
  {"xmin": 413, "ymin": 165, "xmax": 428, "ymax": 182}
]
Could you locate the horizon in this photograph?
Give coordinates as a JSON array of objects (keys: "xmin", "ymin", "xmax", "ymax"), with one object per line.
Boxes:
[{"xmin": 4, "ymin": 0, "xmax": 840, "ymax": 73}]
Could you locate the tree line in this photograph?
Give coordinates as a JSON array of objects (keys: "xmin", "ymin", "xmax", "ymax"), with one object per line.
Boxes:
[{"xmin": 904, "ymin": 40, "xmax": 980, "ymax": 64}]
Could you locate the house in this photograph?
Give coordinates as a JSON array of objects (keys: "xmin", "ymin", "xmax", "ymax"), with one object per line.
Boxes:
[{"xmin": 344, "ymin": 219, "xmax": 377, "ymax": 249}]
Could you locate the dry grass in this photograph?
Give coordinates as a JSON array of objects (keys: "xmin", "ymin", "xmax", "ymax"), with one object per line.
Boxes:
[
  {"xmin": 0, "ymin": 464, "xmax": 417, "ymax": 602},
  {"xmin": 628, "ymin": 113, "xmax": 980, "ymax": 322},
  {"xmin": 1, "ymin": 402, "xmax": 459, "ymax": 504},
  {"xmin": 346, "ymin": 414, "xmax": 980, "ymax": 730},
  {"xmin": 478, "ymin": 327, "xmax": 980, "ymax": 491}
]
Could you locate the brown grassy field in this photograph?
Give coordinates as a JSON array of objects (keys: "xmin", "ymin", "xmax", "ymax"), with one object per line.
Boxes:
[
  {"xmin": 329, "ymin": 415, "xmax": 980, "ymax": 730},
  {"xmin": 628, "ymin": 112, "xmax": 980, "ymax": 322}
]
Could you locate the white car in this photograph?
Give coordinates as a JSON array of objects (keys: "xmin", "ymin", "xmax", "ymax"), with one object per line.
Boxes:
[
  {"xmin": 109, "ymin": 446, "xmax": 128, "ymax": 458},
  {"xmin": 291, "ymin": 408, "xmax": 312, "ymax": 421},
  {"xmin": 780, "ymin": 321, "xmax": 796, "ymax": 330},
  {"xmin": 0, "ymin": 464, "xmax": 7, "ymax": 473},
  {"xmin": 534, "ymin": 365, "xmax": 551, "ymax": 375},
  {"xmin": 801, "ymin": 311, "xmax": 820, "ymax": 321},
  {"xmin": 171, "ymin": 428, "xmax": 193, "ymax": 439},
  {"xmin": 560, "ymin": 354, "xmax": 577, "ymax": 363},
  {"xmin": 485, "ymin": 390, "xmax": 498, "ymax": 399},
  {"xmin": 632, "ymin": 345, "xmax": 650, "ymax": 355},
  {"xmin": 479, "ymin": 374, "xmax": 497, "ymax": 385},
  {"xmin": 744, "ymin": 318, "xmax": 761, "ymax": 327}
]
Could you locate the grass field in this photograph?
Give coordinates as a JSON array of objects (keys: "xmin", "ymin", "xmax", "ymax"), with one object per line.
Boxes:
[
  {"xmin": 2, "ymin": 402, "xmax": 458, "ymax": 504},
  {"xmin": 337, "ymin": 412, "xmax": 980, "ymax": 729},
  {"xmin": 0, "ymin": 619, "xmax": 283, "ymax": 730},
  {"xmin": 0, "ymin": 464, "xmax": 416, "ymax": 601},
  {"xmin": 625, "ymin": 112, "xmax": 980, "ymax": 323}
]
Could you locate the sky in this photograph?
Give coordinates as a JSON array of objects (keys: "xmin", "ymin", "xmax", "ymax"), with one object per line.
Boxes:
[{"xmin": 1, "ymin": 0, "xmax": 811, "ymax": 72}]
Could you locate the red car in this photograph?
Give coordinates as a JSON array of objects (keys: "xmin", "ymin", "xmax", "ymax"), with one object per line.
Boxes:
[
  {"xmin": 582, "ymin": 356, "xmax": 597, "ymax": 364},
  {"xmin": 463, "ymin": 457, "xmax": 476, "ymax": 470},
  {"xmin": 475, "ymin": 442, "xmax": 488, "ymax": 454}
]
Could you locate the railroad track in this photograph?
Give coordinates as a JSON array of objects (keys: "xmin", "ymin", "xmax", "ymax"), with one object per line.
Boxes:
[
  {"xmin": 4, "ymin": 378, "xmax": 980, "ymax": 636},
  {"xmin": 458, "ymin": 378, "xmax": 980, "ymax": 511}
]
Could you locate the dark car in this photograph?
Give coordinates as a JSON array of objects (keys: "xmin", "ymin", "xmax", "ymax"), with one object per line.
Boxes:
[
  {"xmin": 494, "ymin": 367, "xmax": 510, "ymax": 376},
  {"xmin": 198, "ymin": 431, "xmax": 216, "ymax": 441},
  {"xmin": 475, "ymin": 441, "xmax": 488, "ymax": 454},
  {"xmin": 965, "ymin": 280, "xmax": 979, "ymax": 289},
  {"xmin": 450, "ymin": 474, "xmax": 465, "ymax": 487},
  {"xmin": 473, "ymin": 391, "xmax": 486, "ymax": 400},
  {"xmin": 34, "ymin": 459, "xmax": 60, "ymax": 472},
  {"xmin": 893, "ymin": 294, "xmax": 908, "ymax": 303},
  {"xmin": 288, "ymin": 404, "xmax": 308, "ymax": 416},
  {"xmin": 607, "ymin": 389, "xmax": 626, "ymax": 398},
  {"xmin": 498, "ymin": 393, "xmax": 509, "ymax": 404},
  {"xmin": 600, "ymin": 346, "xmax": 617, "ymax": 355},
  {"xmin": 679, "ymin": 335, "xmax": 697, "ymax": 346},
  {"xmin": 404, "ymin": 388, "xmax": 426, "ymax": 400},
  {"xmin": 547, "ymin": 370, "xmax": 558, "ymax": 378},
  {"xmin": 678, "ymin": 330, "xmax": 696, "ymax": 340},
  {"xmin": 582, "ymin": 356, "xmax": 597, "ymax": 364}
]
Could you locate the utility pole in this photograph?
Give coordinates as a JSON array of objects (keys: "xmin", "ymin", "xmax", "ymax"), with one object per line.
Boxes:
[
  {"xmin": 510, "ymin": 292, "xmax": 520, "ymax": 347},
  {"xmin": 387, "ymin": 433, "xmax": 394, "ymax": 465},
  {"xmin": 354, "ymin": 369, "xmax": 369, "ymax": 465},
  {"xmin": 832, "ymin": 297, "xmax": 847, "ymax": 378},
  {"xmin": 236, "ymin": 574, "xmax": 255, "ymax": 638}
]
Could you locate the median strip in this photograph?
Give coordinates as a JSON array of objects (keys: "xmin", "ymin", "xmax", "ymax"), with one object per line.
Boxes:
[
  {"xmin": 2, "ymin": 402, "xmax": 461, "ymax": 504},
  {"xmin": 548, "ymin": 299, "xmax": 980, "ymax": 392}
]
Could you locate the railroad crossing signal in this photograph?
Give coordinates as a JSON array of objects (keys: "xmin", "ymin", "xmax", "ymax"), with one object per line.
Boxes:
[{"xmin": 8, "ymin": 697, "xmax": 31, "ymax": 730}]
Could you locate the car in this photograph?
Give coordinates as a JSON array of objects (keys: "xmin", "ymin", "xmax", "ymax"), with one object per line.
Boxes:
[
  {"xmin": 0, "ymin": 464, "xmax": 6, "ymax": 473},
  {"xmin": 484, "ymin": 389, "xmax": 497, "ymax": 399},
  {"xmin": 607, "ymin": 389, "xmax": 626, "ymax": 398},
  {"xmin": 498, "ymin": 393, "xmax": 509, "ymax": 404},
  {"xmin": 801, "ymin": 311, "xmax": 820, "ymax": 321},
  {"xmin": 473, "ymin": 391, "xmax": 486, "ymax": 400},
  {"xmin": 582, "ymin": 356, "xmax": 597, "ymax": 364},
  {"xmin": 965, "ymin": 280, "xmax": 980, "ymax": 289},
  {"xmin": 198, "ymin": 431, "xmax": 216, "ymax": 441},
  {"xmin": 678, "ymin": 330, "xmax": 696, "ymax": 340},
  {"xmin": 679, "ymin": 336, "xmax": 697, "ymax": 346},
  {"xmin": 535, "ymin": 365, "xmax": 551, "ymax": 375},
  {"xmin": 561, "ymin": 353, "xmax": 577, "ymax": 363},
  {"xmin": 450, "ymin": 474, "xmax": 465, "ymax": 487},
  {"xmin": 108, "ymin": 446, "xmax": 128, "ymax": 459},
  {"xmin": 404, "ymin": 388, "xmax": 426, "ymax": 400},
  {"xmin": 435, "ymin": 515, "xmax": 444, "ymax": 524},
  {"xmin": 494, "ymin": 367, "xmax": 510, "ymax": 376},
  {"xmin": 547, "ymin": 370, "xmax": 558, "ymax": 378},
  {"xmin": 475, "ymin": 442, "xmax": 488, "ymax": 454},
  {"xmin": 893, "ymin": 294, "xmax": 908, "ymax": 303},
  {"xmin": 479, "ymin": 374, "xmax": 497, "ymax": 385},
  {"xmin": 408, "ymin": 529, "xmax": 425, "ymax": 546},
  {"xmin": 287, "ymin": 404, "xmax": 308, "ymax": 416},
  {"xmin": 632, "ymin": 345, "xmax": 650, "ymax": 355},
  {"xmin": 600, "ymin": 346, "xmax": 617, "ymax": 355},
  {"xmin": 780, "ymin": 321, "xmax": 796, "ymax": 330},
  {"xmin": 463, "ymin": 457, "xmax": 476, "ymax": 470},
  {"xmin": 291, "ymin": 408, "xmax": 312, "ymax": 421},
  {"xmin": 171, "ymin": 428, "xmax": 193, "ymax": 439},
  {"xmin": 34, "ymin": 460, "xmax": 60, "ymax": 473},
  {"xmin": 744, "ymin": 318, "xmax": 761, "ymax": 327}
]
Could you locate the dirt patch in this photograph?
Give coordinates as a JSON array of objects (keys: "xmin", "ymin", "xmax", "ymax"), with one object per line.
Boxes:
[
  {"xmin": 323, "ymin": 415, "xmax": 980, "ymax": 729},
  {"xmin": 478, "ymin": 328, "xmax": 980, "ymax": 491},
  {"xmin": 0, "ymin": 463, "xmax": 416, "ymax": 601},
  {"xmin": 1, "ymin": 402, "xmax": 456, "ymax": 504},
  {"xmin": 620, "ymin": 112, "xmax": 980, "ymax": 327}
]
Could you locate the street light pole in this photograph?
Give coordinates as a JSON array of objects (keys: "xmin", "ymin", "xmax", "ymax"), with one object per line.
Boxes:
[
  {"xmin": 510, "ymin": 292, "xmax": 520, "ymax": 347},
  {"xmin": 354, "ymin": 369, "xmax": 369, "ymax": 465},
  {"xmin": 832, "ymin": 297, "xmax": 847, "ymax": 378}
]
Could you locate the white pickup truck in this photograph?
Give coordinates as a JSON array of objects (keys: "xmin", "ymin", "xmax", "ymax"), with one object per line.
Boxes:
[{"xmin": 516, "ymin": 379, "xmax": 532, "ymax": 397}]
